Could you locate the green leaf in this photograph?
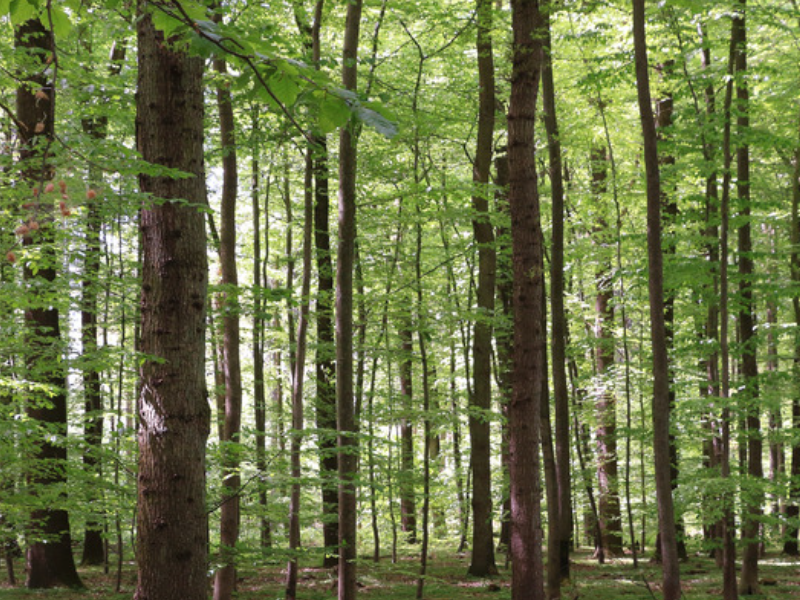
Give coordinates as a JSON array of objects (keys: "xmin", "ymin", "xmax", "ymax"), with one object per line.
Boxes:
[
  {"xmin": 356, "ymin": 105, "xmax": 398, "ymax": 139},
  {"xmin": 317, "ymin": 93, "xmax": 350, "ymax": 134},
  {"xmin": 9, "ymin": 0, "xmax": 36, "ymax": 26},
  {"xmin": 267, "ymin": 71, "xmax": 299, "ymax": 108},
  {"xmin": 48, "ymin": 4, "xmax": 71, "ymax": 37}
]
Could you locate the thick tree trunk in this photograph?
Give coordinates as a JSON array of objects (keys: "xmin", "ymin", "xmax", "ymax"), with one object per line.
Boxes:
[
  {"xmin": 508, "ymin": 1, "xmax": 546, "ymax": 598},
  {"xmin": 468, "ymin": 0, "xmax": 498, "ymax": 577},
  {"xmin": 134, "ymin": 8, "xmax": 210, "ymax": 600},
  {"xmin": 631, "ymin": 2, "xmax": 681, "ymax": 598},
  {"xmin": 337, "ymin": 2, "xmax": 363, "ymax": 598},
  {"xmin": 16, "ymin": 17, "xmax": 83, "ymax": 590}
]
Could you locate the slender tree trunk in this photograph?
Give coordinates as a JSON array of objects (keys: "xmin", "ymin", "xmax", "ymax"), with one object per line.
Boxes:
[
  {"xmin": 398, "ymin": 312, "xmax": 418, "ymax": 543},
  {"xmin": 542, "ymin": 3, "xmax": 572, "ymax": 590},
  {"xmin": 134, "ymin": 7, "xmax": 210, "ymax": 599},
  {"xmin": 631, "ymin": 2, "xmax": 681, "ymax": 598},
  {"xmin": 212, "ymin": 21, "xmax": 243, "ymax": 600},
  {"xmin": 337, "ymin": 2, "xmax": 363, "ymax": 597},
  {"xmin": 733, "ymin": 3, "xmax": 762, "ymax": 594},
  {"xmin": 508, "ymin": 2, "xmax": 546, "ymax": 598},
  {"xmin": 16, "ymin": 17, "xmax": 83, "ymax": 590},
  {"xmin": 285, "ymin": 145, "xmax": 313, "ymax": 600},
  {"xmin": 784, "ymin": 108, "xmax": 800, "ymax": 557},
  {"xmin": 590, "ymin": 146, "xmax": 623, "ymax": 559},
  {"xmin": 467, "ymin": 0, "xmax": 498, "ymax": 577},
  {"xmin": 655, "ymin": 60, "xmax": 688, "ymax": 562},
  {"xmin": 253, "ymin": 142, "xmax": 273, "ymax": 548}
]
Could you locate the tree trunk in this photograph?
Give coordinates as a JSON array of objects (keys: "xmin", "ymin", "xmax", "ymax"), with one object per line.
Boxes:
[
  {"xmin": 542, "ymin": 3, "xmax": 572, "ymax": 590},
  {"xmin": 285, "ymin": 144, "xmax": 313, "ymax": 600},
  {"xmin": 508, "ymin": 1, "xmax": 546, "ymax": 598},
  {"xmin": 398, "ymin": 314, "xmax": 418, "ymax": 543},
  {"xmin": 468, "ymin": 0, "xmax": 498, "ymax": 577},
  {"xmin": 212, "ymin": 21, "xmax": 243, "ymax": 600},
  {"xmin": 591, "ymin": 146, "xmax": 623, "ymax": 559},
  {"xmin": 631, "ymin": 2, "xmax": 681, "ymax": 598},
  {"xmin": 784, "ymin": 108, "xmax": 800, "ymax": 557},
  {"xmin": 252, "ymin": 135, "xmax": 273, "ymax": 549},
  {"xmin": 16, "ymin": 17, "xmax": 83, "ymax": 590},
  {"xmin": 733, "ymin": 3, "xmax": 762, "ymax": 594},
  {"xmin": 134, "ymin": 8, "xmax": 210, "ymax": 600},
  {"xmin": 337, "ymin": 1, "xmax": 363, "ymax": 597}
]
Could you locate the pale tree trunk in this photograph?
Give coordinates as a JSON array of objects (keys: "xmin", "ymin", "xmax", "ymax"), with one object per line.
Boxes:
[
  {"xmin": 134, "ymin": 8, "xmax": 210, "ymax": 600},
  {"xmin": 590, "ymin": 146, "xmax": 623, "ymax": 559},
  {"xmin": 631, "ymin": 2, "xmax": 681, "ymax": 598},
  {"xmin": 468, "ymin": 0, "xmax": 498, "ymax": 577},
  {"xmin": 16, "ymin": 17, "xmax": 83, "ymax": 590},
  {"xmin": 337, "ymin": 1, "xmax": 363, "ymax": 598},
  {"xmin": 508, "ymin": 1, "xmax": 546, "ymax": 598}
]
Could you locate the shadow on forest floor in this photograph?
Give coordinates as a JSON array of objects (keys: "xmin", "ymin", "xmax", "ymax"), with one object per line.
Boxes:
[{"xmin": 2, "ymin": 547, "xmax": 800, "ymax": 599}]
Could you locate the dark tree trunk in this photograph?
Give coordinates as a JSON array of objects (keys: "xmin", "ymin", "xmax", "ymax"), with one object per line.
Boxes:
[
  {"xmin": 468, "ymin": 0, "xmax": 498, "ymax": 577},
  {"xmin": 733, "ymin": 3, "xmax": 762, "ymax": 594},
  {"xmin": 398, "ymin": 313, "xmax": 417, "ymax": 543},
  {"xmin": 631, "ymin": 2, "xmax": 681, "ymax": 598},
  {"xmin": 134, "ymin": 8, "xmax": 210, "ymax": 600},
  {"xmin": 784, "ymin": 110, "xmax": 800, "ymax": 557},
  {"xmin": 508, "ymin": 1, "xmax": 546, "ymax": 598},
  {"xmin": 16, "ymin": 17, "xmax": 83, "ymax": 590},
  {"xmin": 285, "ymin": 144, "xmax": 313, "ymax": 600},
  {"xmin": 212, "ymin": 20, "xmax": 243, "ymax": 600},
  {"xmin": 542, "ymin": 3, "xmax": 572, "ymax": 590},
  {"xmin": 337, "ymin": 2, "xmax": 363, "ymax": 598},
  {"xmin": 252, "ymin": 123, "xmax": 273, "ymax": 549}
]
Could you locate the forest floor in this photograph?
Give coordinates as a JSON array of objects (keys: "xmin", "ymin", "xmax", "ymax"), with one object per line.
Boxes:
[{"xmin": 1, "ymin": 547, "xmax": 800, "ymax": 599}]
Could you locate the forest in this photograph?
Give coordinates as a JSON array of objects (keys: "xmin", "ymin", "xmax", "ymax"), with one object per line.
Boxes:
[{"xmin": 1, "ymin": 0, "xmax": 800, "ymax": 599}]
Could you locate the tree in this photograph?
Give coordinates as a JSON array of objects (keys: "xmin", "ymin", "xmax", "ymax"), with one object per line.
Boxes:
[
  {"xmin": 631, "ymin": 2, "xmax": 681, "ymax": 598},
  {"xmin": 336, "ymin": 1, "xmax": 363, "ymax": 598},
  {"xmin": 212, "ymin": 8, "xmax": 244, "ymax": 598},
  {"xmin": 16, "ymin": 15, "xmax": 83, "ymax": 590},
  {"xmin": 134, "ymin": 5, "xmax": 210, "ymax": 599},
  {"xmin": 507, "ymin": 1, "xmax": 546, "ymax": 599},
  {"xmin": 468, "ymin": 0, "xmax": 499, "ymax": 577}
]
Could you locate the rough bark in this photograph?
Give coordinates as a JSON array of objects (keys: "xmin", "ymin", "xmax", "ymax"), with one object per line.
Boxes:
[
  {"xmin": 134, "ymin": 7, "xmax": 210, "ymax": 600},
  {"xmin": 508, "ymin": 1, "xmax": 546, "ymax": 598},
  {"xmin": 631, "ymin": 2, "xmax": 681, "ymax": 598}
]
